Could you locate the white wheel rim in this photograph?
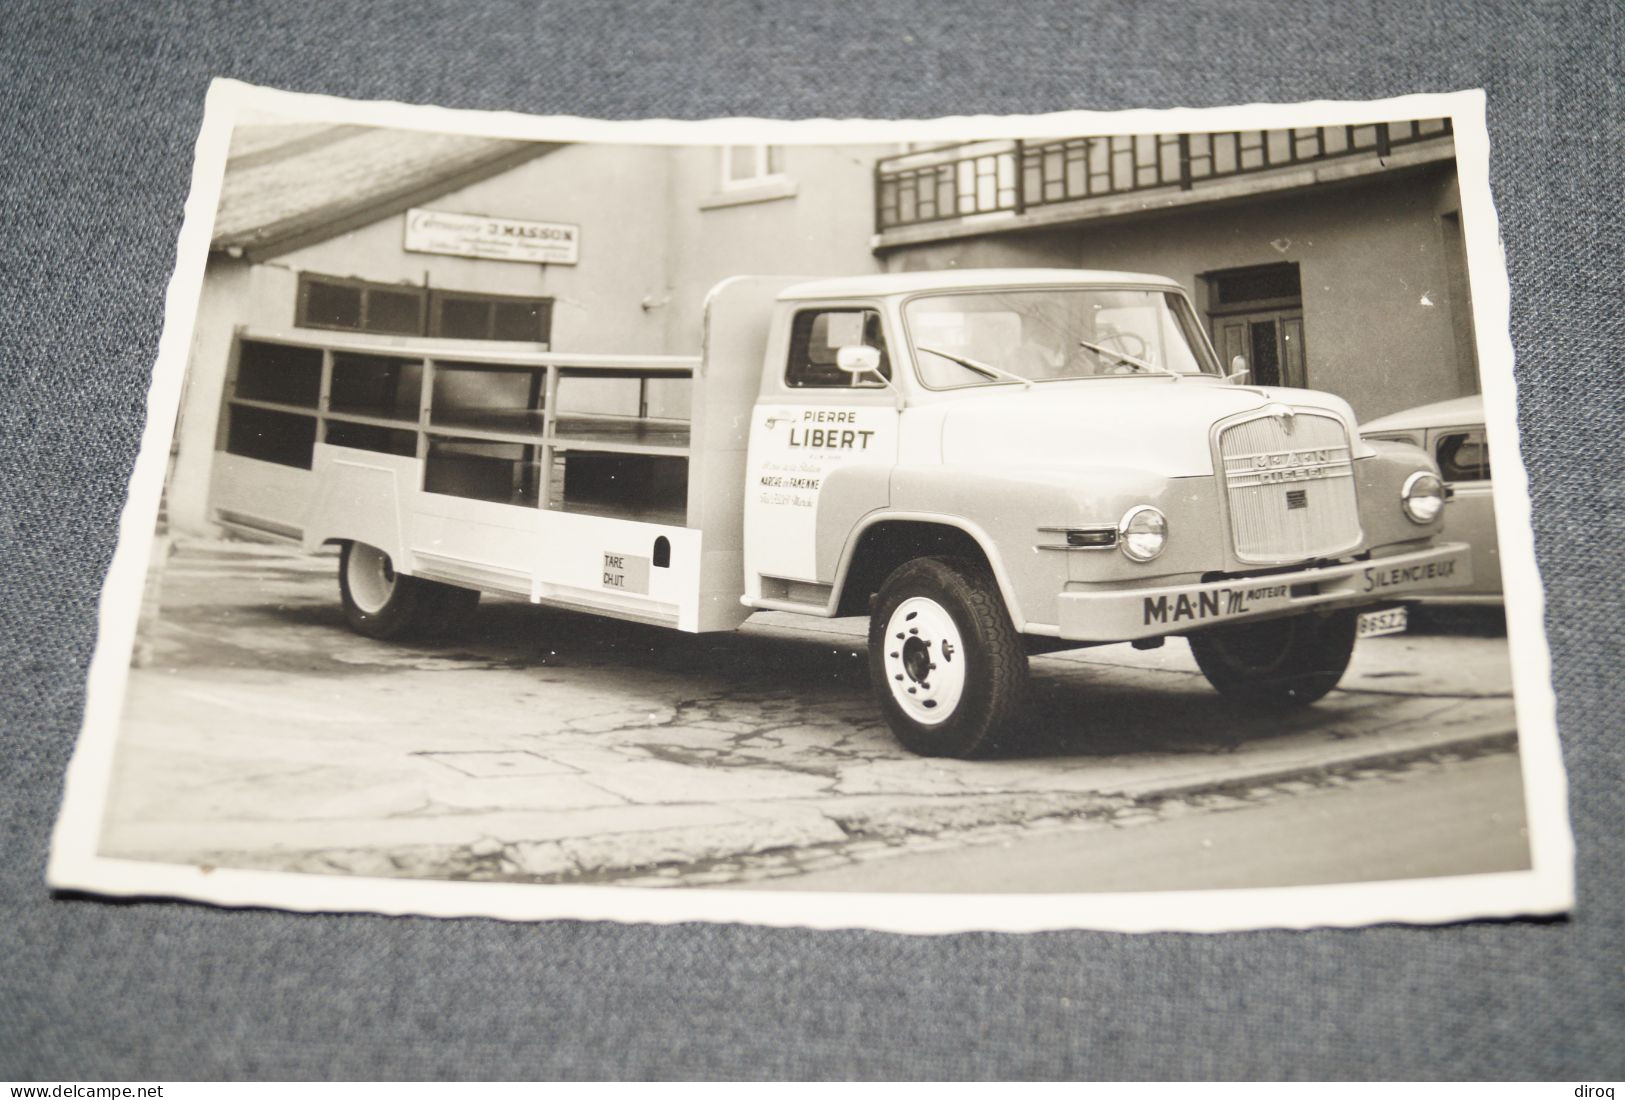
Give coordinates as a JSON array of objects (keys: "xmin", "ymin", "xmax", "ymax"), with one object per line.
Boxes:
[
  {"xmin": 881, "ymin": 596, "xmax": 967, "ymax": 726},
  {"xmin": 347, "ymin": 544, "xmax": 396, "ymax": 614}
]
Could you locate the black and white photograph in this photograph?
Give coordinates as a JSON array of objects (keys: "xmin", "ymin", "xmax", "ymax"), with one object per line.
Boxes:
[{"xmin": 47, "ymin": 81, "xmax": 1572, "ymax": 932}]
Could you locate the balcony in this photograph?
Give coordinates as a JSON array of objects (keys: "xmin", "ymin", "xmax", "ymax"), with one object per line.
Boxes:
[{"xmin": 873, "ymin": 119, "xmax": 1454, "ymax": 246}]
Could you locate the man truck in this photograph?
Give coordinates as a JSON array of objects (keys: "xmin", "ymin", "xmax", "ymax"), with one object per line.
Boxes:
[{"xmin": 207, "ymin": 270, "xmax": 1469, "ymax": 757}]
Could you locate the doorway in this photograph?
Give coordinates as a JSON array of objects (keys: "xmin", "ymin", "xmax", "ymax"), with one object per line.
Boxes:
[{"xmin": 1204, "ymin": 263, "xmax": 1305, "ymax": 389}]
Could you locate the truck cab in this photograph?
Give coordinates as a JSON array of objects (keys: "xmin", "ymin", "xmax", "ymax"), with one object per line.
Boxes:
[{"xmin": 740, "ymin": 270, "xmax": 1470, "ymax": 756}]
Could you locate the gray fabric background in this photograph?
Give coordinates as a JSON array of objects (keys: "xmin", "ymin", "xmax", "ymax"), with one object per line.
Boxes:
[{"xmin": 3, "ymin": 0, "xmax": 1621, "ymax": 1081}]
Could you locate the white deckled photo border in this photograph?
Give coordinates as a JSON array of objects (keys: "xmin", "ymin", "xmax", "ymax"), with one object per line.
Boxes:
[{"xmin": 46, "ymin": 79, "xmax": 1573, "ymax": 934}]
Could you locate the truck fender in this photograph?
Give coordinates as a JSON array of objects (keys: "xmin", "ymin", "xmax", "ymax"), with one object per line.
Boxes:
[
  {"xmin": 830, "ymin": 510, "xmax": 1031, "ymax": 631},
  {"xmin": 813, "ymin": 463, "xmax": 891, "ymax": 577},
  {"xmin": 301, "ymin": 448, "xmax": 411, "ymax": 568}
]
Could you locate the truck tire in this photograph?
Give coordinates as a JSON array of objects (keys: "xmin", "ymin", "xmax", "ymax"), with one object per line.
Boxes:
[
  {"xmin": 1187, "ymin": 608, "xmax": 1358, "ymax": 708},
  {"xmin": 338, "ymin": 541, "xmax": 480, "ymax": 641},
  {"xmin": 868, "ymin": 556, "xmax": 1028, "ymax": 758}
]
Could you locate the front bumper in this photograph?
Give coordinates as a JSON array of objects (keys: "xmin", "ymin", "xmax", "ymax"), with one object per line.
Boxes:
[{"xmin": 1054, "ymin": 542, "xmax": 1472, "ymax": 642}]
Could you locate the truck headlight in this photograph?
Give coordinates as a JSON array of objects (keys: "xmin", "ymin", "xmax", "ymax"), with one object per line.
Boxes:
[
  {"xmin": 1401, "ymin": 471, "xmax": 1445, "ymax": 524},
  {"xmin": 1118, "ymin": 505, "xmax": 1167, "ymax": 561}
]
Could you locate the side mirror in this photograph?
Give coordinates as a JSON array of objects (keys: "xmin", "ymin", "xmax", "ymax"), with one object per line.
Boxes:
[
  {"xmin": 1228, "ymin": 354, "xmax": 1250, "ymax": 382},
  {"xmin": 836, "ymin": 344, "xmax": 882, "ymax": 378}
]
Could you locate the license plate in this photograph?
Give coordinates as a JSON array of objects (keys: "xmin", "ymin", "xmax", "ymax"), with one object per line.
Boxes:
[{"xmin": 1357, "ymin": 606, "xmax": 1408, "ymax": 638}]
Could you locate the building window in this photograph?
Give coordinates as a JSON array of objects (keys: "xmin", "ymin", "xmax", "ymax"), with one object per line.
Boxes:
[
  {"xmin": 296, "ymin": 273, "xmax": 551, "ymax": 343},
  {"xmin": 297, "ymin": 274, "xmax": 426, "ymax": 336},
  {"xmin": 430, "ymin": 291, "xmax": 552, "ymax": 343},
  {"xmin": 722, "ymin": 144, "xmax": 786, "ymax": 189},
  {"xmin": 1208, "ymin": 263, "xmax": 1302, "ymax": 310}
]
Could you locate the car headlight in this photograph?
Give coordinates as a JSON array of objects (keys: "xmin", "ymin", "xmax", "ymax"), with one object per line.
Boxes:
[
  {"xmin": 1401, "ymin": 470, "xmax": 1445, "ymax": 524},
  {"xmin": 1118, "ymin": 505, "xmax": 1167, "ymax": 561}
]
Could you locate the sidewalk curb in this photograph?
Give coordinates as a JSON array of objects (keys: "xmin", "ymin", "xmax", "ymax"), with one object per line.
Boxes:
[
  {"xmin": 816, "ymin": 725, "xmax": 1519, "ymax": 851},
  {"xmin": 164, "ymin": 724, "xmax": 1518, "ymax": 885},
  {"xmin": 1115, "ymin": 726, "xmax": 1518, "ymax": 803}
]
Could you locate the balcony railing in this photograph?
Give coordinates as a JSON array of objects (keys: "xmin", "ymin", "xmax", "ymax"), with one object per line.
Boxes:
[{"xmin": 874, "ymin": 119, "xmax": 1453, "ymax": 234}]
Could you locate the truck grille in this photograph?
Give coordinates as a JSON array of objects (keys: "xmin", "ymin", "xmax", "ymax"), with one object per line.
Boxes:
[{"xmin": 1217, "ymin": 409, "xmax": 1362, "ymax": 563}]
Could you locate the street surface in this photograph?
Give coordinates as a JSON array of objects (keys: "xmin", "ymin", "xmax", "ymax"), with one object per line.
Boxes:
[
  {"xmin": 96, "ymin": 537, "xmax": 1529, "ymax": 892},
  {"xmin": 736, "ymin": 749, "xmax": 1526, "ymax": 892}
]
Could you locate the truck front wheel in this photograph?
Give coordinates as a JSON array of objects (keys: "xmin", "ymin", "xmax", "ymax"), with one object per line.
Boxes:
[
  {"xmin": 868, "ymin": 556, "xmax": 1027, "ymax": 758},
  {"xmin": 1187, "ymin": 608, "xmax": 1358, "ymax": 708},
  {"xmin": 339, "ymin": 541, "xmax": 480, "ymax": 641}
]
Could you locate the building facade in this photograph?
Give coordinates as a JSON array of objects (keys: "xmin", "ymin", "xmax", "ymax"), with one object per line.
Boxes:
[
  {"xmin": 871, "ymin": 121, "xmax": 1474, "ymax": 420},
  {"xmin": 171, "ymin": 118, "xmax": 1473, "ymax": 537}
]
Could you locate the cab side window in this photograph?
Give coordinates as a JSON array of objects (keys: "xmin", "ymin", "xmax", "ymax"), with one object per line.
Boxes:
[
  {"xmin": 786, "ymin": 308, "xmax": 891, "ymax": 388},
  {"xmin": 1435, "ymin": 429, "xmax": 1491, "ymax": 482}
]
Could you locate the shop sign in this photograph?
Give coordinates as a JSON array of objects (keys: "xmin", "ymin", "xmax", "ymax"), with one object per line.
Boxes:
[{"xmin": 404, "ymin": 208, "xmax": 579, "ymax": 265}]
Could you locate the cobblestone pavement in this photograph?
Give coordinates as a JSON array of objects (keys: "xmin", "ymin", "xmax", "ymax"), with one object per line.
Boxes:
[{"xmin": 93, "ymin": 538, "xmax": 1525, "ymax": 888}]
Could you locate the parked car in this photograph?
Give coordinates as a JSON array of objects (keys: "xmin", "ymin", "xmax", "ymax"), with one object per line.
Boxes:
[{"xmin": 1361, "ymin": 394, "xmax": 1500, "ymax": 603}]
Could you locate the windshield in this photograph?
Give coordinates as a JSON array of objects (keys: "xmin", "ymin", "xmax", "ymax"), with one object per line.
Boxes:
[{"xmin": 904, "ymin": 288, "xmax": 1222, "ymax": 388}]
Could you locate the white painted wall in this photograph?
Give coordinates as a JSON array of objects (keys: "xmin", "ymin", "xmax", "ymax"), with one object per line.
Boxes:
[
  {"xmin": 168, "ymin": 257, "xmax": 250, "ymax": 534},
  {"xmin": 167, "ymin": 140, "xmax": 890, "ymax": 536}
]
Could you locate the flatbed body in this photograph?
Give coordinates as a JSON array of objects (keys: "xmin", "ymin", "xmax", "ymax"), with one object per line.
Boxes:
[{"xmin": 211, "ymin": 276, "xmax": 802, "ymax": 632}]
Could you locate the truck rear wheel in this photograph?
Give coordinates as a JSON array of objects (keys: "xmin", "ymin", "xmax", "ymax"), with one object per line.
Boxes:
[
  {"xmin": 339, "ymin": 541, "xmax": 480, "ymax": 641},
  {"xmin": 1187, "ymin": 608, "xmax": 1358, "ymax": 708},
  {"xmin": 868, "ymin": 556, "xmax": 1027, "ymax": 758}
]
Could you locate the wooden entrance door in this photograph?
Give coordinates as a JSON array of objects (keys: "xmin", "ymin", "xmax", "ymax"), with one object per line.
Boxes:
[{"xmin": 1213, "ymin": 311, "xmax": 1306, "ymax": 389}]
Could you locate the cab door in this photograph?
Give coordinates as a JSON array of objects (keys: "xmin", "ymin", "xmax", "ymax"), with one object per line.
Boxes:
[{"xmin": 744, "ymin": 304, "xmax": 899, "ymax": 596}]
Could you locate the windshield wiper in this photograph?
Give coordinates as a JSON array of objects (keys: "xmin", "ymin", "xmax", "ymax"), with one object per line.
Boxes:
[
  {"xmin": 915, "ymin": 344, "xmax": 1033, "ymax": 388},
  {"xmin": 1076, "ymin": 338, "xmax": 1178, "ymax": 378}
]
